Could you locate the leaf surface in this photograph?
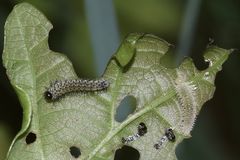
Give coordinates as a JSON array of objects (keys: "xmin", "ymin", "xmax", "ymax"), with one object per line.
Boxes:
[{"xmin": 2, "ymin": 3, "xmax": 231, "ymax": 160}]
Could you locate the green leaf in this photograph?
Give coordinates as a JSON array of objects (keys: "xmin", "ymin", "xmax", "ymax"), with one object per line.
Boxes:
[
  {"xmin": 2, "ymin": 3, "xmax": 232, "ymax": 160},
  {"xmin": 114, "ymin": 33, "xmax": 143, "ymax": 67}
]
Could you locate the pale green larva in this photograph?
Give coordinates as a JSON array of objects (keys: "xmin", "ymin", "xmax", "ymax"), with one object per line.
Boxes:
[{"xmin": 44, "ymin": 79, "xmax": 109, "ymax": 101}]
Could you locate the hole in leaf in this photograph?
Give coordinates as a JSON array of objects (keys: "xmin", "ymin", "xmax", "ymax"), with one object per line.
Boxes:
[
  {"xmin": 69, "ymin": 146, "xmax": 81, "ymax": 158},
  {"xmin": 115, "ymin": 96, "xmax": 136, "ymax": 122},
  {"xmin": 25, "ymin": 132, "xmax": 36, "ymax": 144},
  {"xmin": 114, "ymin": 145, "xmax": 140, "ymax": 160},
  {"xmin": 192, "ymin": 54, "xmax": 209, "ymax": 70}
]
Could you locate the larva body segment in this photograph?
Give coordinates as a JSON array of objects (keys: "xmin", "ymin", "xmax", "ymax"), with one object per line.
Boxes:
[
  {"xmin": 44, "ymin": 79, "xmax": 109, "ymax": 101},
  {"xmin": 154, "ymin": 128, "xmax": 175, "ymax": 150}
]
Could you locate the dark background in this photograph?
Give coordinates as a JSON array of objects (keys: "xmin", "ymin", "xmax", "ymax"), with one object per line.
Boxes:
[{"xmin": 0, "ymin": 0, "xmax": 240, "ymax": 160}]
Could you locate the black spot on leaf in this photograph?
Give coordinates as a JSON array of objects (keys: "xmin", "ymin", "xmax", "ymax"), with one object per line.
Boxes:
[
  {"xmin": 69, "ymin": 146, "xmax": 81, "ymax": 158},
  {"xmin": 25, "ymin": 132, "xmax": 36, "ymax": 144}
]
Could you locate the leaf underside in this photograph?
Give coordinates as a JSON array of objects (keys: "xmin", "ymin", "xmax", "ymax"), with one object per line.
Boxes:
[{"xmin": 2, "ymin": 3, "xmax": 231, "ymax": 160}]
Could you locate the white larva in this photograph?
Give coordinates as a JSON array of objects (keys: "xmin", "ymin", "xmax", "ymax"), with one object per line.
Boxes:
[
  {"xmin": 154, "ymin": 128, "xmax": 176, "ymax": 150},
  {"xmin": 122, "ymin": 122, "xmax": 147, "ymax": 144},
  {"xmin": 44, "ymin": 79, "xmax": 110, "ymax": 101}
]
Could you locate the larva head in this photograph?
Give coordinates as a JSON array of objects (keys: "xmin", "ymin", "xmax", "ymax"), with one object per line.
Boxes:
[
  {"xmin": 138, "ymin": 122, "xmax": 147, "ymax": 136},
  {"xmin": 44, "ymin": 91, "xmax": 54, "ymax": 101},
  {"xmin": 44, "ymin": 80, "xmax": 64, "ymax": 101},
  {"xmin": 121, "ymin": 137, "xmax": 127, "ymax": 144},
  {"xmin": 165, "ymin": 128, "xmax": 175, "ymax": 142},
  {"xmin": 44, "ymin": 87, "xmax": 59, "ymax": 101}
]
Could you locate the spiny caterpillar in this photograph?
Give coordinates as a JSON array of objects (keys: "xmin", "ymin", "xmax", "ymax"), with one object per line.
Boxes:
[
  {"xmin": 44, "ymin": 79, "xmax": 110, "ymax": 101},
  {"xmin": 154, "ymin": 128, "xmax": 175, "ymax": 150},
  {"xmin": 122, "ymin": 122, "xmax": 147, "ymax": 144}
]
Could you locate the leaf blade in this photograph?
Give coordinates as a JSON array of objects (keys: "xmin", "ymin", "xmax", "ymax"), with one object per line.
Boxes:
[{"xmin": 3, "ymin": 3, "xmax": 232, "ymax": 160}]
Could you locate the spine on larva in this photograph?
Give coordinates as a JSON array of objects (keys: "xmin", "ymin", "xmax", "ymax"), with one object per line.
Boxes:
[{"xmin": 44, "ymin": 79, "xmax": 109, "ymax": 101}]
